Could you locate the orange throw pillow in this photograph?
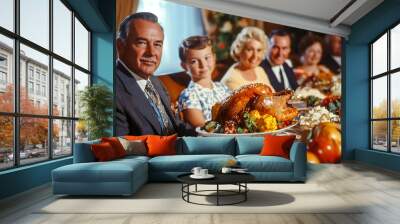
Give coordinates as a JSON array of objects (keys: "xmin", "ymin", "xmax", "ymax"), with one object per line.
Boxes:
[
  {"xmin": 124, "ymin": 135, "xmax": 150, "ymax": 141},
  {"xmin": 260, "ymin": 135, "xmax": 296, "ymax": 159},
  {"xmin": 91, "ymin": 142, "xmax": 117, "ymax": 161},
  {"xmin": 146, "ymin": 134, "xmax": 177, "ymax": 157},
  {"xmin": 101, "ymin": 137, "xmax": 126, "ymax": 158}
]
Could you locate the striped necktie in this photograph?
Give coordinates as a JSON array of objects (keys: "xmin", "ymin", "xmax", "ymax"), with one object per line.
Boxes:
[{"xmin": 144, "ymin": 80, "xmax": 175, "ymax": 135}]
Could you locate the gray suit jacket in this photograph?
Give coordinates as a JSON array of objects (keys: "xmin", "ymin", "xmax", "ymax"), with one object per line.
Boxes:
[{"xmin": 115, "ymin": 61, "xmax": 195, "ymax": 136}]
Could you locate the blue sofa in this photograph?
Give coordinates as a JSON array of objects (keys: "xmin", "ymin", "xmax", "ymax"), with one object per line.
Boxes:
[{"xmin": 52, "ymin": 136, "xmax": 306, "ymax": 196}]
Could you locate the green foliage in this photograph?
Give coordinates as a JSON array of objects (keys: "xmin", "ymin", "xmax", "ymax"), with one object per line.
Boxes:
[
  {"xmin": 372, "ymin": 99, "xmax": 400, "ymax": 140},
  {"xmin": 305, "ymin": 95, "xmax": 321, "ymax": 107},
  {"xmin": 243, "ymin": 112, "xmax": 256, "ymax": 133},
  {"xmin": 79, "ymin": 84, "xmax": 113, "ymax": 140},
  {"xmin": 326, "ymin": 100, "xmax": 341, "ymax": 114}
]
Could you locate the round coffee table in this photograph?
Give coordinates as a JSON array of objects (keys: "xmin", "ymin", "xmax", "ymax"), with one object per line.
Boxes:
[{"xmin": 177, "ymin": 173, "xmax": 255, "ymax": 206}]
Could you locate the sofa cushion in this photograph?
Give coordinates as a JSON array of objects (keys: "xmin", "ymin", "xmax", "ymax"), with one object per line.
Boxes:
[
  {"xmin": 53, "ymin": 158, "xmax": 147, "ymax": 183},
  {"xmin": 235, "ymin": 137, "xmax": 264, "ymax": 155},
  {"xmin": 124, "ymin": 135, "xmax": 149, "ymax": 141},
  {"xmin": 117, "ymin": 155, "xmax": 150, "ymax": 162},
  {"xmin": 236, "ymin": 155, "xmax": 293, "ymax": 172},
  {"xmin": 260, "ymin": 135, "xmax": 296, "ymax": 159},
  {"xmin": 54, "ymin": 163, "xmax": 132, "ymax": 183},
  {"xmin": 101, "ymin": 137, "xmax": 127, "ymax": 158},
  {"xmin": 177, "ymin": 137, "xmax": 236, "ymax": 155},
  {"xmin": 91, "ymin": 142, "xmax": 118, "ymax": 162},
  {"xmin": 146, "ymin": 134, "xmax": 177, "ymax": 157},
  {"xmin": 148, "ymin": 154, "xmax": 235, "ymax": 172},
  {"xmin": 118, "ymin": 138, "xmax": 147, "ymax": 156}
]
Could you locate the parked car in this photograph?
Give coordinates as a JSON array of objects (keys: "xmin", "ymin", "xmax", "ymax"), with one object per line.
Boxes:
[{"xmin": 7, "ymin": 150, "xmax": 32, "ymax": 160}]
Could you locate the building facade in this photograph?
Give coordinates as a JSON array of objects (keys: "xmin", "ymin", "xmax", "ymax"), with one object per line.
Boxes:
[{"xmin": 0, "ymin": 41, "xmax": 76, "ymax": 151}]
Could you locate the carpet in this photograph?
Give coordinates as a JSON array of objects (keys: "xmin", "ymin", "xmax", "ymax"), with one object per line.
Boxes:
[{"xmin": 38, "ymin": 183, "xmax": 361, "ymax": 214}]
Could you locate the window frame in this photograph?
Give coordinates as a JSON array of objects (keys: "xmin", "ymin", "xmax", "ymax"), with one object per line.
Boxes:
[
  {"xmin": 370, "ymin": 20, "xmax": 400, "ymax": 154},
  {"xmin": 0, "ymin": 0, "xmax": 92, "ymax": 171}
]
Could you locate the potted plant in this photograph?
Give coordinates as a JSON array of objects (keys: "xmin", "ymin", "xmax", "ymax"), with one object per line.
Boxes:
[{"xmin": 79, "ymin": 84, "xmax": 113, "ymax": 140}]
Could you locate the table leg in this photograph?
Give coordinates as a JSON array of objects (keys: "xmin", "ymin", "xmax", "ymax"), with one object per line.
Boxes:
[
  {"xmin": 195, "ymin": 184, "xmax": 197, "ymax": 192},
  {"xmin": 217, "ymin": 184, "xmax": 219, "ymax": 206},
  {"xmin": 181, "ymin": 184, "xmax": 183, "ymax": 199},
  {"xmin": 187, "ymin": 184, "xmax": 190, "ymax": 202},
  {"xmin": 245, "ymin": 183, "xmax": 247, "ymax": 201}
]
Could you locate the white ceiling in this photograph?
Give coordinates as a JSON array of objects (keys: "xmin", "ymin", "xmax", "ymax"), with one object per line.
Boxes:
[
  {"xmin": 225, "ymin": 0, "xmax": 353, "ymax": 23},
  {"xmin": 167, "ymin": 0, "xmax": 384, "ymax": 37}
]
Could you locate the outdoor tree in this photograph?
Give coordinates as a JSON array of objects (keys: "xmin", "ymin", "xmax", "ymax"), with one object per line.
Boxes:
[
  {"xmin": 0, "ymin": 85, "xmax": 14, "ymax": 149},
  {"xmin": 372, "ymin": 99, "xmax": 400, "ymax": 142},
  {"xmin": 0, "ymin": 85, "xmax": 59, "ymax": 151},
  {"xmin": 391, "ymin": 100, "xmax": 400, "ymax": 141},
  {"xmin": 372, "ymin": 100, "xmax": 388, "ymax": 139}
]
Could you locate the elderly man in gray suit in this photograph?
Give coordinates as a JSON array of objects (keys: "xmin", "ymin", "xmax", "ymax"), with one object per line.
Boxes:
[{"xmin": 115, "ymin": 12, "xmax": 195, "ymax": 136}]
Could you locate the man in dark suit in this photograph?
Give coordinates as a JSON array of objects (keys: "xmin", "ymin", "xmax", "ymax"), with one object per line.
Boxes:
[
  {"xmin": 116, "ymin": 12, "xmax": 195, "ymax": 136},
  {"xmin": 260, "ymin": 30, "xmax": 298, "ymax": 92},
  {"xmin": 321, "ymin": 35, "xmax": 342, "ymax": 75}
]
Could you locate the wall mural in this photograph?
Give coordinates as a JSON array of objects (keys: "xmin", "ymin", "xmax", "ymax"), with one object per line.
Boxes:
[{"xmin": 115, "ymin": 0, "xmax": 342, "ymax": 163}]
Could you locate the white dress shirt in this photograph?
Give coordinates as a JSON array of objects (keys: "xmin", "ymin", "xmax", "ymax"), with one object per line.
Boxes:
[
  {"xmin": 271, "ymin": 64, "xmax": 290, "ymax": 89},
  {"xmin": 333, "ymin": 56, "xmax": 341, "ymax": 66}
]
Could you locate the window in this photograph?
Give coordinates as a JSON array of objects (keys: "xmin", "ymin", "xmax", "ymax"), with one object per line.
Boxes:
[
  {"xmin": 53, "ymin": 0, "xmax": 72, "ymax": 60},
  {"xmin": 41, "ymin": 73, "xmax": 46, "ymax": 82},
  {"xmin": 0, "ymin": 116, "xmax": 13, "ymax": 170},
  {"xmin": 35, "ymin": 70, "xmax": 41, "ymax": 81},
  {"xmin": 28, "ymin": 67, "xmax": 34, "ymax": 80},
  {"xmin": 0, "ymin": 0, "xmax": 91, "ymax": 170},
  {"xmin": 0, "ymin": 71, "xmax": 6, "ymax": 85},
  {"xmin": 74, "ymin": 17, "xmax": 89, "ymax": 70},
  {"xmin": 42, "ymin": 85, "xmax": 46, "ymax": 97},
  {"xmin": 36, "ymin": 83, "xmax": 40, "ymax": 95},
  {"xmin": 20, "ymin": 0, "xmax": 49, "ymax": 49},
  {"xmin": 53, "ymin": 119, "xmax": 72, "ymax": 158},
  {"xmin": 0, "ymin": 54, "xmax": 7, "ymax": 86},
  {"xmin": 0, "ymin": 55, "xmax": 7, "ymax": 67},
  {"xmin": 28, "ymin": 81, "xmax": 34, "ymax": 94},
  {"xmin": 371, "ymin": 23, "xmax": 400, "ymax": 154},
  {"xmin": 53, "ymin": 59, "xmax": 72, "ymax": 117},
  {"xmin": 74, "ymin": 69, "xmax": 89, "ymax": 119},
  {"xmin": 54, "ymin": 89, "xmax": 58, "ymax": 104},
  {"xmin": 0, "ymin": 0, "xmax": 14, "ymax": 32}
]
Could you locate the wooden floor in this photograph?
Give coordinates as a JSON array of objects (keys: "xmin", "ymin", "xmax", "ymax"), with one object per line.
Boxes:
[{"xmin": 1, "ymin": 162, "xmax": 400, "ymax": 224}]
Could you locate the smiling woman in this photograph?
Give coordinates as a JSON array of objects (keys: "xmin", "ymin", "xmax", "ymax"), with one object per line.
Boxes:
[{"xmin": 220, "ymin": 26, "xmax": 274, "ymax": 91}]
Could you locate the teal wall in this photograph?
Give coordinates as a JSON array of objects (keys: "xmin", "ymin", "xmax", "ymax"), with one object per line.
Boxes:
[
  {"xmin": 355, "ymin": 149, "xmax": 400, "ymax": 172},
  {"xmin": 0, "ymin": 158, "xmax": 72, "ymax": 199},
  {"xmin": 0, "ymin": 0, "xmax": 115, "ymax": 200},
  {"xmin": 92, "ymin": 32, "xmax": 114, "ymax": 135},
  {"xmin": 345, "ymin": 0, "xmax": 400, "ymax": 170}
]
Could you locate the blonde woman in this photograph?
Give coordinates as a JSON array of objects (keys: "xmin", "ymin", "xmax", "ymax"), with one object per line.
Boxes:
[{"xmin": 221, "ymin": 27, "xmax": 275, "ymax": 91}]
